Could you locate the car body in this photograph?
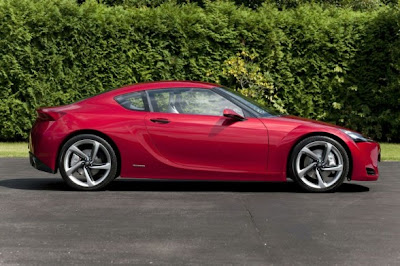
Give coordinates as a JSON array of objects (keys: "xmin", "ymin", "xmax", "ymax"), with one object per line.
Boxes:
[{"xmin": 29, "ymin": 81, "xmax": 380, "ymax": 191}]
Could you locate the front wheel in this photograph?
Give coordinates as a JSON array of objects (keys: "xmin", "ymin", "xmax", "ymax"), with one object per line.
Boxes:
[
  {"xmin": 289, "ymin": 136, "xmax": 349, "ymax": 192},
  {"xmin": 59, "ymin": 134, "xmax": 118, "ymax": 191}
]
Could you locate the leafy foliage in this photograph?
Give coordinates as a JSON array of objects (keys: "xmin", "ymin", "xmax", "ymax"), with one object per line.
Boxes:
[
  {"xmin": 0, "ymin": 0, "xmax": 399, "ymax": 141},
  {"xmin": 95, "ymin": 0, "xmax": 397, "ymax": 10},
  {"xmin": 221, "ymin": 50, "xmax": 285, "ymax": 113}
]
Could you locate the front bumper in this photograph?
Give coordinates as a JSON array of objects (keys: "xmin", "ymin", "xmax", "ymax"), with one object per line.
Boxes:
[
  {"xmin": 350, "ymin": 141, "xmax": 380, "ymax": 181},
  {"xmin": 29, "ymin": 152, "xmax": 56, "ymax": 174}
]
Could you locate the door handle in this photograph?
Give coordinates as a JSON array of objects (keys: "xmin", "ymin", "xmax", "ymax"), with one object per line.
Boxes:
[{"xmin": 150, "ymin": 118, "xmax": 170, "ymax": 124}]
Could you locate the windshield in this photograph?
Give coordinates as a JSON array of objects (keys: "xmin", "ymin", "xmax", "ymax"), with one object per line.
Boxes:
[{"xmin": 215, "ymin": 87, "xmax": 277, "ymax": 117}]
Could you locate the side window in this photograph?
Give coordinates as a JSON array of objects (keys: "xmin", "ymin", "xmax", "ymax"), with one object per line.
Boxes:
[
  {"xmin": 151, "ymin": 91, "xmax": 170, "ymax": 113},
  {"xmin": 148, "ymin": 88, "xmax": 244, "ymax": 116},
  {"xmin": 115, "ymin": 91, "xmax": 148, "ymax": 111}
]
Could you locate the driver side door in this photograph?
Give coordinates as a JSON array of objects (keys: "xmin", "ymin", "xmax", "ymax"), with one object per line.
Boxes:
[{"xmin": 144, "ymin": 88, "xmax": 269, "ymax": 176}]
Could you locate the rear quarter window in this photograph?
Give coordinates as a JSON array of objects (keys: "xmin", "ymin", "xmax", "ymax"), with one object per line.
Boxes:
[{"xmin": 114, "ymin": 91, "xmax": 148, "ymax": 111}]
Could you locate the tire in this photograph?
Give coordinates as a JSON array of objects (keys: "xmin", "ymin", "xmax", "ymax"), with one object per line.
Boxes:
[
  {"xmin": 59, "ymin": 134, "xmax": 118, "ymax": 191},
  {"xmin": 289, "ymin": 136, "xmax": 349, "ymax": 192}
]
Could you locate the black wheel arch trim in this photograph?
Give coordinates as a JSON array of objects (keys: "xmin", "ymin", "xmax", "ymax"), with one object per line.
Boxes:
[{"xmin": 30, "ymin": 152, "xmax": 56, "ymax": 174}]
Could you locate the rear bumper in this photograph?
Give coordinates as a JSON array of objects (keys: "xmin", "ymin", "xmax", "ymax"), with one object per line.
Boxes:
[
  {"xmin": 350, "ymin": 141, "xmax": 380, "ymax": 181},
  {"xmin": 29, "ymin": 118, "xmax": 64, "ymax": 173},
  {"xmin": 29, "ymin": 152, "xmax": 56, "ymax": 174}
]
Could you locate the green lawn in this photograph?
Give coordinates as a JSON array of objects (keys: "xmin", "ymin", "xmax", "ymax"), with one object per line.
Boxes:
[
  {"xmin": 380, "ymin": 143, "xmax": 400, "ymax": 161},
  {"xmin": 0, "ymin": 142, "xmax": 399, "ymax": 161},
  {"xmin": 0, "ymin": 142, "xmax": 28, "ymax": 157}
]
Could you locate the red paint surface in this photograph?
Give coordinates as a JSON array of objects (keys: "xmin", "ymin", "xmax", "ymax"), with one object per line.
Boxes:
[{"xmin": 29, "ymin": 81, "xmax": 379, "ymax": 182}]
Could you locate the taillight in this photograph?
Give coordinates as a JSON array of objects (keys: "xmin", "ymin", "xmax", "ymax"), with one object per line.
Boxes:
[{"xmin": 37, "ymin": 109, "xmax": 65, "ymax": 121}]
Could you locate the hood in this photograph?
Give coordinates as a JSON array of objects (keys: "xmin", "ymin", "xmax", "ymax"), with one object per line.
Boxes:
[
  {"xmin": 281, "ymin": 115, "xmax": 345, "ymax": 128},
  {"xmin": 265, "ymin": 115, "xmax": 355, "ymax": 132}
]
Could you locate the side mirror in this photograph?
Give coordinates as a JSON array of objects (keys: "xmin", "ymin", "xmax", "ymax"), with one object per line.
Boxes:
[{"xmin": 223, "ymin": 109, "xmax": 246, "ymax": 121}]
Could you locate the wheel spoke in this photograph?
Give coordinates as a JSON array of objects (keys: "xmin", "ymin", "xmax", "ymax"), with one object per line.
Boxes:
[
  {"xmin": 89, "ymin": 163, "xmax": 111, "ymax": 170},
  {"xmin": 323, "ymin": 143, "xmax": 333, "ymax": 165},
  {"xmin": 315, "ymin": 169, "xmax": 327, "ymax": 188},
  {"xmin": 301, "ymin": 147, "xmax": 321, "ymax": 161},
  {"xmin": 298, "ymin": 162, "xmax": 317, "ymax": 177},
  {"xmin": 294, "ymin": 139, "xmax": 346, "ymax": 190},
  {"xmin": 90, "ymin": 141, "xmax": 100, "ymax": 162},
  {"xmin": 66, "ymin": 161, "xmax": 83, "ymax": 176},
  {"xmin": 69, "ymin": 145, "xmax": 89, "ymax": 160},
  {"xmin": 321, "ymin": 165, "xmax": 343, "ymax": 172},
  {"xmin": 83, "ymin": 166, "xmax": 96, "ymax": 187},
  {"xmin": 64, "ymin": 138, "xmax": 113, "ymax": 189}
]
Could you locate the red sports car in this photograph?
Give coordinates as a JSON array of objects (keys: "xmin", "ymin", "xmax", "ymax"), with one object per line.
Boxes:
[{"xmin": 29, "ymin": 81, "xmax": 380, "ymax": 192}]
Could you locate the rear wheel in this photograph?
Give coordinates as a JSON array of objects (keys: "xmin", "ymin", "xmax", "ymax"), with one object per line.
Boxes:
[
  {"xmin": 289, "ymin": 136, "xmax": 349, "ymax": 192},
  {"xmin": 59, "ymin": 134, "xmax": 118, "ymax": 191}
]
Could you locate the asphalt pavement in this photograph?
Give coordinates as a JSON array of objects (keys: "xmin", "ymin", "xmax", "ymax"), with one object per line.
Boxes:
[{"xmin": 0, "ymin": 158, "xmax": 399, "ymax": 265}]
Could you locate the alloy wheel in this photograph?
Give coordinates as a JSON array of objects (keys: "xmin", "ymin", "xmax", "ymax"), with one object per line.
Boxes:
[
  {"xmin": 63, "ymin": 139, "xmax": 112, "ymax": 188},
  {"xmin": 295, "ymin": 140, "xmax": 344, "ymax": 189}
]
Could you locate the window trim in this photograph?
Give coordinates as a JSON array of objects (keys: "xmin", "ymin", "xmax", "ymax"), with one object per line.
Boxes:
[
  {"xmin": 145, "ymin": 90, "xmax": 154, "ymax": 112},
  {"xmin": 114, "ymin": 90, "xmax": 150, "ymax": 112},
  {"xmin": 145, "ymin": 87, "xmax": 246, "ymax": 117},
  {"xmin": 114, "ymin": 86, "xmax": 272, "ymax": 118},
  {"xmin": 211, "ymin": 88, "xmax": 258, "ymax": 118},
  {"xmin": 212, "ymin": 87, "xmax": 274, "ymax": 117}
]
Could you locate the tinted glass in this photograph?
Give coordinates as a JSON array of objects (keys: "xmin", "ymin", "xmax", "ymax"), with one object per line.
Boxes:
[
  {"xmin": 147, "ymin": 88, "xmax": 244, "ymax": 116},
  {"xmin": 115, "ymin": 91, "xmax": 147, "ymax": 111},
  {"xmin": 215, "ymin": 87, "xmax": 275, "ymax": 117}
]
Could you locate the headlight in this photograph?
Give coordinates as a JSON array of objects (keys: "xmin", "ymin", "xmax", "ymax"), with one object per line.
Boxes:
[{"xmin": 340, "ymin": 129, "xmax": 371, "ymax": 142}]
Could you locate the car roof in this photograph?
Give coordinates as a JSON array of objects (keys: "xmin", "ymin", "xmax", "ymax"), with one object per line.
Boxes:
[
  {"xmin": 104, "ymin": 80, "xmax": 219, "ymax": 98},
  {"xmin": 76, "ymin": 81, "xmax": 221, "ymax": 105}
]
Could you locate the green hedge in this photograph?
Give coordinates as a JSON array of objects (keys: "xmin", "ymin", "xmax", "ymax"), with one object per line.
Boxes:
[
  {"xmin": 98, "ymin": 0, "xmax": 397, "ymax": 10},
  {"xmin": 0, "ymin": 0, "xmax": 399, "ymax": 141}
]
